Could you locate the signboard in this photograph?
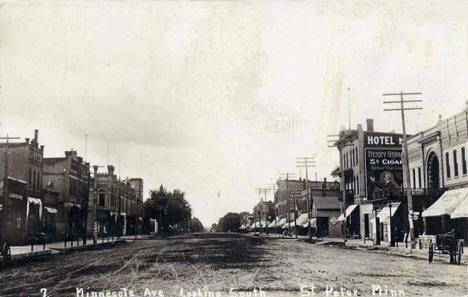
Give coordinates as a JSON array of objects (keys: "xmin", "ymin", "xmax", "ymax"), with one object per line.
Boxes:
[
  {"xmin": 365, "ymin": 148, "xmax": 403, "ymax": 200},
  {"xmin": 364, "ymin": 132, "xmax": 403, "ymax": 148}
]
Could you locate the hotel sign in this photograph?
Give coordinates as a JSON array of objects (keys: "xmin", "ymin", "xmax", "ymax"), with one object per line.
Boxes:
[
  {"xmin": 365, "ymin": 132, "xmax": 403, "ymax": 147},
  {"xmin": 364, "ymin": 132, "xmax": 404, "ymax": 200}
]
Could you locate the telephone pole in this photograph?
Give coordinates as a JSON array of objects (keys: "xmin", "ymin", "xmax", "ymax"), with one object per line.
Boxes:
[
  {"xmin": 280, "ymin": 173, "xmax": 295, "ymax": 236},
  {"xmin": 383, "ymin": 91, "xmax": 423, "ymax": 250},
  {"xmin": 296, "ymin": 157, "xmax": 316, "ymax": 241}
]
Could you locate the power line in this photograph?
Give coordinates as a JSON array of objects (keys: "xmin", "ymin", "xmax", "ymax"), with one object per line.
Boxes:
[
  {"xmin": 296, "ymin": 157, "xmax": 316, "ymax": 240},
  {"xmin": 382, "ymin": 91, "xmax": 423, "ymax": 250}
]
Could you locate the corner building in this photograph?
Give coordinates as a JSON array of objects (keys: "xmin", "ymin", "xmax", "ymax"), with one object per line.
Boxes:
[{"xmin": 335, "ymin": 119, "xmax": 407, "ymax": 243}]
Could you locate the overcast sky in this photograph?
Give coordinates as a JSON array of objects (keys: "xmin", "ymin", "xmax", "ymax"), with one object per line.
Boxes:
[{"xmin": 1, "ymin": 1, "xmax": 467, "ymax": 226}]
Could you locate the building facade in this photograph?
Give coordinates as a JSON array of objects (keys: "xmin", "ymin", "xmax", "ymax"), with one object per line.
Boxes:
[
  {"xmin": 0, "ymin": 130, "xmax": 44, "ymax": 244},
  {"xmin": 42, "ymin": 150, "xmax": 90, "ymax": 240},
  {"xmin": 88, "ymin": 165, "xmax": 143, "ymax": 238},
  {"xmin": 335, "ymin": 119, "xmax": 407, "ymax": 243},
  {"xmin": 408, "ymin": 107, "xmax": 468, "ymax": 241}
]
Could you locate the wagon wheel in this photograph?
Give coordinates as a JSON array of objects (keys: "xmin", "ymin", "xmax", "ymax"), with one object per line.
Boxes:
[
  {"xmin": 428, "ymin": 240, "xmax": 434, "ymax": 263},
  {"xmin": 457, "ymin": 241, "xmax": 463, "ymax": 265},
  {"xmin": 1, "ymin": 242, "xmax": 11, "ymax": 262}
]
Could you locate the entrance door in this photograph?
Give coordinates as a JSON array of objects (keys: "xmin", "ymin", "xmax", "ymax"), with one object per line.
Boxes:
[
  {"xmin": 364, "ymin": 214, "xmax": 370, "ymax": 238},
  {"xmin": 317, "ymin": 217, "xmax": 329, "ymax": 237}
]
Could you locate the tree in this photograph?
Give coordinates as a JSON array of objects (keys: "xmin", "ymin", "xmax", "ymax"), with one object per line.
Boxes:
[
  {"xmin": 190, "ymin": 217, "xmax": 204, "ymax": 232},
  {"xmin": 217, "ymin": 212, "xmax": 241, "ymax": 232},
  {"xmin": 144, "ymin": 185, "xmax": 192, "ymax": 234}
]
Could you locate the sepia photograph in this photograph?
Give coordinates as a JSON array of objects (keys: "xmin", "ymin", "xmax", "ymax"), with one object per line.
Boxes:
[{"xmin": 0, "ymin": 1, "xmax": 467, "ymax": 296}]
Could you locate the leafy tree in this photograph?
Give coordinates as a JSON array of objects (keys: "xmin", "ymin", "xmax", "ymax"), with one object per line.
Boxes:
[
  {"xmin": 190, "ymin": 217, "xmax": 204, "ymax": 232},
  {"xmin": 144, "ymin": 185, "xmax": 192, "ymax": 234},
  {"xmin": 217, "ymin": 212, "xmax": 241, "ymax": 232}
]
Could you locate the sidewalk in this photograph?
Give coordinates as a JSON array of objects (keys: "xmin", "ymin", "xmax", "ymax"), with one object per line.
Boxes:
[
  {"xmin": 318, "ymin": 236, "xmax": 468, "ymax": 264},
  {"xmin": 10, "ymin": 235, "xmax": 148, "ymax": 258},
  {"xmin": 249, "ymin": 232, "xmax": 468, "ymax": 264}
]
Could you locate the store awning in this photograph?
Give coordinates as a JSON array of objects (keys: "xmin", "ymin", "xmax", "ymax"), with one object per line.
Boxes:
[
  {"xmin": 44, "ymin": 207, "xmax": 58, "ymax": 214},
  {"xmin": 337, "ymin": 204, "xmax": 358, "ymax": 222},
  {"xmin": 296, "ymin": 213, "xmax": 309, "ymax": 226},
  {"xmin": 451, "ymin": 194, "xmax": 468, "ymax": 219},
  {"xmin": 277, "ymin": 218, "xmax": 287, "ymax": 227},
  {"xmin": 377, "ymin": 202, "xmax": 401, "ymax": 221},
  {"xmin": 282, "ymin": 221, "xmax": 296, "ymax": 229},
  {"xmin": 303, "ymin": 218, "xmax": 317, "ymax": 228},
  {"xmin": 422, "ymin": 188, "xmax": 468, "ymax": 217},
  {"xmin": 28, "ymin": 197, "xmax": 42, "ymax": 206}
]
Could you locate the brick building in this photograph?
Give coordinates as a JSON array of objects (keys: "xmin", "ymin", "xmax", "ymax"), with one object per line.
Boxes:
[
  {"xmin": 408, "ymin": 106, "xmax": 468, "ymax": 242},
  {"xmin": 0, "ymin": 130, "xmax": 44, "ymax": 244},
  {"xmin": 42, "ymin": 150, "xmax": 90, "ymax": 240},
  {"xmin": 88, "ymin": 165, "xmax": 143, "ymax": 237},
  {"xmin": 334, "ymin": 119, "xmax": 407, "ymax": 243}
]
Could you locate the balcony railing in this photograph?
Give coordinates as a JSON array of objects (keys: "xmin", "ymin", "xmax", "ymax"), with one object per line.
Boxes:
[
  {"xmin": 338, "ymin": 190, "xmax": 355, "ymax": 205},
  {"xmin": 372, "ymin": 188, "xmax": 445, "ymax": 202}
]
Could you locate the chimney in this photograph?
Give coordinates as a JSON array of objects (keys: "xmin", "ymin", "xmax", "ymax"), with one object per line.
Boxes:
[
  {"xmin": 25, "ymin": 138, "xmax": 30, "ymax": 143},
  {"xmin": 366, "ymin": 119, "xmax": 374, "ymax": 132},
  {"xmin": 33, "ymin": 129, "xmax": 38, "ymax": 143},
  {"xmin": 107, "ymin": 165, "xmax": 115, "ymax": 176}
]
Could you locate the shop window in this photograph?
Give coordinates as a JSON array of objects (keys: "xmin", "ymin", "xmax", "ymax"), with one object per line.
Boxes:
[
  {"xmin": 454, "ymin": 150, "xmax": 459, "ymax": 177},
  {"xmin": 462, "ymin": 147, "xmax": 467, "ymax": 175},
  {"xmin": 446, "ymin": 152, "xmax": 451, "ymax": 178}
]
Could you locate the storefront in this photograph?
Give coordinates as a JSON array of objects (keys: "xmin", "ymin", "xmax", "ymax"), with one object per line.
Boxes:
[
  {"xmin": 1, "ymin": 178, "xmax": 29, "ymax": 245},
  {"xmin": 96, "ymin": 208, "xmax": 111, "ymax": 237},
  {"xmin": 43, "ymin": 207, "xmax": 57, "ymax": 241},
  {"xmin": 422, "ymin": 188, "xmax": 468, "ymax": 241},
  {"xmin": 338, "ymin": 204, "xmax": 360, "ymax": 238}
]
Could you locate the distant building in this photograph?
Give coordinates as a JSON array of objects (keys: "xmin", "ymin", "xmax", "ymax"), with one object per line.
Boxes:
[
  {"xmin": 43, "ymin": 150, "xmax": 90, "ymax": 240},
  {"xmin": 253, "ymin": 201, "xmax": 274, "ymax": 229},
  {"xmin": 275, "ymin": 179, "xmax": 305, "ymax": 219},
  {"xmin": 88, "ymin": 165, "xmax": 143, "ymax": 237}
]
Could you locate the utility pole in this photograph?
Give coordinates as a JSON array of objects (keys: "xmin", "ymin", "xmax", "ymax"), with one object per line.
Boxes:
[
  {"xmin": 280, "ymin": 173, "xmax": 295, "ymax": 236},
  {"xmin": 383, "ymin": 91, "xmax": 423, "ymax": 250},
  {"xmin": 0, "ymin": 135, "xmax": 21, "ymax": 251},
  {"xmin": 269, "ymin": 183, "xmax": 277, "ymax": 234},
  {"xmin": 296, "ymin": 157, "xmax": 316, "ymax": 241}
]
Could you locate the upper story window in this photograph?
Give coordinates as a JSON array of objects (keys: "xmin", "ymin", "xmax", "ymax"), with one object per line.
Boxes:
[
  {"xmin": 462, "ymin": 147, "xmax": 467, "ymax": 175},
  {"xmin": 446, "ymin": 152, "xmax": 451, "ymax": 178},
  {"xmin": 418, "ymin": 167, "xmax": 422, "ymax": 188},
  {"xmin": 454, "ymin": 150, "xmax": 459, "ymax": 177}
]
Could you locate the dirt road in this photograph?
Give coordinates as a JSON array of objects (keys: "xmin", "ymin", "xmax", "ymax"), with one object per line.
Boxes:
[{"xmin": 0, "ymin": 233, "xmax": 466, "ymax": 297}]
